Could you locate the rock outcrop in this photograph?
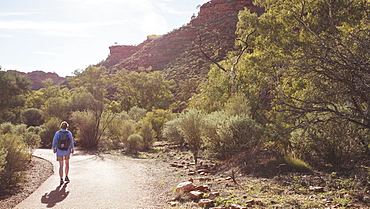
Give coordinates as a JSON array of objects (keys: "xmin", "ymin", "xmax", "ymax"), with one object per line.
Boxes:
[{"xmin": 101, "ymin": 0, "xmax": 262, "ymax": 82}]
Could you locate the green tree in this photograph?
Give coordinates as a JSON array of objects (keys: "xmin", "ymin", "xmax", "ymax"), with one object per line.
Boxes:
[
  {"xmin": 0, "ymin": 71, "xmax": 31, "ymax": 123},
  {"xmin": 114, "ymin": 69, "xmax": 175, "ymax": 111},
  {"xmin": 230, "ymin": 0, "xmax": 370, "ymax": 160}
]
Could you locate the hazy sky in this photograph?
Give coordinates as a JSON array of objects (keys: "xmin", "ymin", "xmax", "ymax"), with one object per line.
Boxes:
[{"xmin": 0, "ymin": 0, "xmax": 210, "ymax": 77}]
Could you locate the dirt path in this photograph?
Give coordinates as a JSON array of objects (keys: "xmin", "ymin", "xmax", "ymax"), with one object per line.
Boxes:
[{"xmin": 15, "ymin": 149, "xmax": 166, "ymax": 209}]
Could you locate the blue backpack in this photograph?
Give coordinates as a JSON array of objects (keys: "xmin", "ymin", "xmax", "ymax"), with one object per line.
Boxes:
[{"xmin": 57, "ymin": 131, "xmax": 71, "ymax": 151}]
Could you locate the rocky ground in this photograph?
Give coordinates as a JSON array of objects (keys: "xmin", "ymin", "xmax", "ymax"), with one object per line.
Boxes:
[{"xmin": 1, "ymin": 143, "xmax": 369, "ymax": 209}]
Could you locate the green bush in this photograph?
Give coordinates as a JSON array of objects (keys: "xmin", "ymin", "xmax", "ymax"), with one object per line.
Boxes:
[
  {"xmin": 21, "ymin": 108, "xmax": 44, "ymax": 126},
  {"xmin": 102, "ymin": 113, "xmax": 135, "ymax": 150},
  {"xmin": 39, "ymin": 117, "xmax": 61, "ymax": 148},
  {"xmin": 0, "ymin": 122, "xmax": 14, "ymax": 134},
  {"xmin": 291, "ymin": 120, "xmax": 366, "ymax": 168},
  {"xmin": 267, "ymin": 157, "xmax": 312, "ymax": 173},
  {"xmin": 143, "ymin": 109, "xmax": 175, "ymax": 138},
  {"xmin": 162, "ymin": 118, "xmax": 184, "ymax": 145},
  {"xmin": 23, "ymin": 132, "xmax": 41, "ymax": 151},
  {"xmin": 177, "ymin": 109, "xmax": 205, "ymax": 164},
  {"xmin": 126, "ymin": 134, "xmax": 143, "ymax": 154},
  {"xmin": 139, "ymin": 120, "xmax": 156, "ymax": 150},
  {"xmin": 0, "ymin": 134, "xmax": 31, "ymax": 190},
  {"xmin": 12, "ymin": 124, "xmax": 27, "ymax": 135},
  {"xmin": 71, "ymin": 110, "xmax": 100, "ymax": 149},
  {"xmin": 128, "ymin": 106, "xmax": 147, "ymax": 122},
  {"xmin": 203, "ymin": 111, "xmax": 263, "ymax": 160}
]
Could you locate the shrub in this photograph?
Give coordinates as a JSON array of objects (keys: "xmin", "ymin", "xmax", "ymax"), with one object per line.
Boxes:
[
  {"xmin": 21, "ymin": 108, "xmax": 44, "ymax": 126},
  {"xmin": 267, "ymin": 157, "xmax": 312, "ymax": 173},
  {"xmin": 126, "ymin": 134, "xmax": 143, "ymax": 154},
  {"xmin": 39, "ymin": 117, "xmax": 61, "ymax": 148},
  {"xmin": 143, "ymin": 109, "xmax": 175, "ymax": 138},
  {"xmin": 0, "ymin": 134, "xmax": 31, "ymax": 190},
  {"xmin": 12, "ymin": 124, "xmax": 27, "ymax": 135},
  {"xmin": 291, "ymin": 120, "xmax": 366, "ymax": 168},
  {"xmin": 177, "ymin": 109, "xmax": 205, "ymax": 164},
  {"xmin": 27, "ymin": 126, "xmax": 43, "ymax": 135},
  {"xmin": 71, "ymin": 110, "xmax": 100, "ymax": 149},
  {"xmin": 103, "ymin": 113, "xmax": 135, "ymax": 150},
  {"xmin": 139, "ymin": 120, "xmax": 156, "ymax": 150},
  {"xmin": 0, "ymin": 122, "xmax": 14, "ymax": 134},
  {"xmin": 162, "ymin": 118, "xmax": 184, "ymax": 145},
  {"xmin": 203, "ymin": 111, "xmax": 263, "ymax": 160},
  {"xmin": 128, "ymin": 106, "xmax": 147, "ymax": 122},
  {"xmin": 23, "ymin": 132, "xmax": 41, "ymax": 151}
]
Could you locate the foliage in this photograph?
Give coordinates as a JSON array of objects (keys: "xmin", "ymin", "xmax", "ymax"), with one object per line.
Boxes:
[
  {"xmin": 138, "ymin": 120, "xmax": 156, "ymax": 150},
  {"xmin": 71, "ymin": 110, "xmax": 100, "ymax": 149},
  {"xmin": 162, "ymin": 118, "xmax": 184, "ymax": 145},
  {"xmin": 69, "ymin": 87, "xmax": 97, "ymax": 112},
  {"xmin": 203, "ymin": 111, "xmax": 264, "ymax": 160},
  {"xmin": 0, "ymin": 123, "xmax": 41, "ymax": 150},
  {"xmin": 41, "ymin": 96, "xmax": 71, "ymax": 121},
  {"xmin": 21, "ymin": 108, "xmax": 44, "ymax": 127},
  {"xmin": 126, "ymin": 134, "xmax": 143, "ymax": 154},
  {"xmin": 267, "ymin": 157, "xmax": 312, "ymax": 173},
  {"xmin": 101, "ymin": 112, "xmax": 135, "ymax": 150},
  {"xmin": 114, "ymin": 69, "xmax": 175, "ymax": 111},
  {"xmin": 39, "ymin": 117, "xmax": 62, "ymax": 148},
  {"xmin": 291, "ymin": 120, "xmax": 367, "ymax": 168},
  {"xmin": 0, "ymin": 122, "xmax": 14, "ymax": 134},
  {"xmin": 141, "ymin": 109, "xmax": 175, "ymax": 138},
  {"xmin": 0, "ymin": 134, "xmax": 31, "ymax": 190},
  {"xmin": 128, "ymin": 106, "xmax": 147, "ymax": 123},
  {"xmin": 177, "ymin": 109, "xmax": 205, "ymax": 164},
  {"xmin": 0, "ymin": 71, "xmax": 31, "ymax": 123}
]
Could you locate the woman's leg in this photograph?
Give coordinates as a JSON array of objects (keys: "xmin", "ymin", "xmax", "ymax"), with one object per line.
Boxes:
[
  {"xmin": 58, "ymin": 159, "xmax": 64, "ymax": 179},
  {"xmin": 65, "ymin": 157, "xmax": 70, "ymax": 177}
]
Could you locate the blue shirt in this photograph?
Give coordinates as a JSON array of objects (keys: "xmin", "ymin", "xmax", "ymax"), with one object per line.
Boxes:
[{"xmin": 52, "ymin": 129, "xmax": 74, "ymax": 156}]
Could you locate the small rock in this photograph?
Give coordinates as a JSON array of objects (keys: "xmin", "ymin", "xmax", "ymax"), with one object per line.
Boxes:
[
  {"xmin": 198, "ymin": 199, "xmax": 216, "ymax": 207},
  {"xmin": 230, "ymin": 204, "xmax": 247, "ymax": 209},
  {"xmin": 188, "ymin": 171, "xmax": 196, "ymax": 175},
  {"xmin": 245, "ymin": 199, "xmax": 254, "ymax": 204},
  {"xmin": 189, "ymin": 191, "xmax": 204, "ymax": 200},
  {"xmin": 208, "ymin": 192, "xmax": 220, "ymax": 199},
  {"xmin": 196, "ymin": 185, "xmax": 211, "ymax": 192},
  {"xmin": 175, "ymin": 181, "xmax": 197, "ymax": 194},
  {"xmin": 167, "ymin": 201, "xmax": 179, "ymax": 206},
  {"xmin": 198, "ymin": 169, "xmax": 210, "ymax": 174},
  {"xmin": 309, "ymin": 186, "xmax": 324, "ymax": 192}
]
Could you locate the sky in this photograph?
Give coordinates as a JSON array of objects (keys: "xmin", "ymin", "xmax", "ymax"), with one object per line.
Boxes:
[{"xmin": 0, "ymin": 0, "xmax": 210, "ymax": 77}]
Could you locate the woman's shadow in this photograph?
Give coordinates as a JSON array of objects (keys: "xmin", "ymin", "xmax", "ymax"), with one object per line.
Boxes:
[{"xmin": 41, "ymin": 183, "xmax": 69, "ymax": 208}]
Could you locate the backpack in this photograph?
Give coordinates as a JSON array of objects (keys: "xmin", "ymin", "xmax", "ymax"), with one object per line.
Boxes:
[{"xmin": 57, "ymin": 130, "xmax": 71, "ymax": 151}]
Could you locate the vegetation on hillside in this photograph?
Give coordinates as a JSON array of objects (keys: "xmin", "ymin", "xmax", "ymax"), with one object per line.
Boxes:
[{"xmin": 0, "ymin": 0, "xmax": 369, "ymax": 207}]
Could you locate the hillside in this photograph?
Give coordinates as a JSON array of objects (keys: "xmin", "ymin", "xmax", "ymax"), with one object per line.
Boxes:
[
  {"xmin": 13, "ymin": 70, "xmax": 65, "ymax": 90},
  {"xmin": 100, "ymin": 0, "xmax": 263, "ymax": 82}
]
